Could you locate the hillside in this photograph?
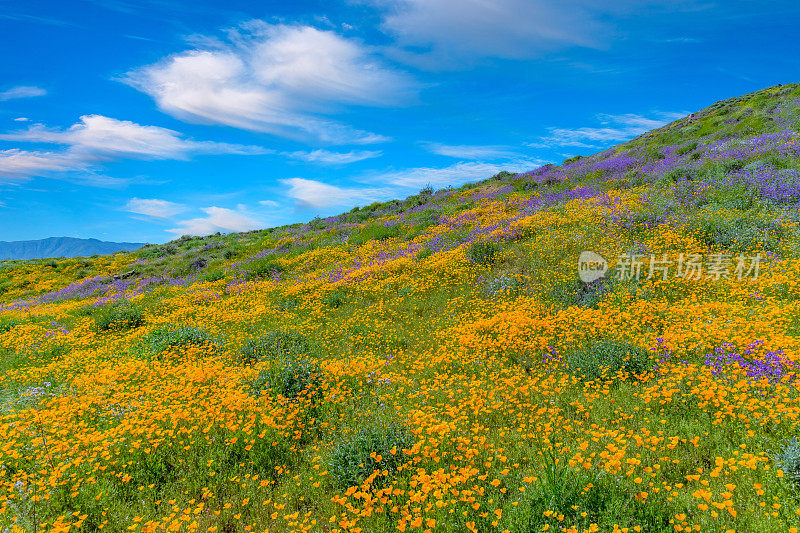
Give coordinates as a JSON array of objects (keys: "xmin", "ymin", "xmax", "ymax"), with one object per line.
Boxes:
[
  {"xmin": 1, "ymin": 82, "xmax": 800, "ymax": 532},
  {"xmin": 0, "ymin": 237, "xmax": 144, "ymax": 260}
]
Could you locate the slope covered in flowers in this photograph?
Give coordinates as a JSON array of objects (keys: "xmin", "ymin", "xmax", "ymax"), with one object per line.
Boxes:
[{"xmin": 2, "ymin": 83, "xmax": 800, "ymax": 533}]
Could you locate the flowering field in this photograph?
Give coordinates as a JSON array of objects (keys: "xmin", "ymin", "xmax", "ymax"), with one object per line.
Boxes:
[{"xmin": 2, "ymin": 83, "xmax": 800, "ymax": 533}]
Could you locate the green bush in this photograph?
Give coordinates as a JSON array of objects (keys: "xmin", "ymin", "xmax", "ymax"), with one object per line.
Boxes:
[
  {"xmin": 676, "ymin": 141, "xmax": 699, "ymax": 156},
  {"xmin": 94, "ymin": 301, "xmax": 145, "ymax": 331},
  {"xmin": 323, "ymin": 290, "xmax": 346, "ymax": 308},
  {"xmin": 0, "ymin": 316, "xmax": 22, "ymax": 334},
  {"xmin": 774, "ymin": 437, "xmax": 800, "ymax": 484},
  {"xmin": 249, "ymin": 356, "xmax": 322, "ymax": 400},
  {"xmin": 238, "ymin": 330, "xmax": 311, "ymax": 366},
  {"xmin": 204, "ymin": 269, "xmax": 224, "ymax": 282},
  {"xmin": 688, "ymin": 207, "xmax": 785, "ymax": 252},
  {"xmin": 416, "ymin": 248, "xmax": 433, "ymax": 260},
  {"xmin": 327, "ymin": 423, "xmax": 414, "ymax": 488},
  {"xmin": 244, "ymin": 258, "xmax": 286, "ymax": 280},
  {"xmin": 132, "ymin": 326, "xmax": 217, "ymax": 360},
  {"xmin": 350, "ymin": 223, "xmax": 400, "ymax": 246},
  {"xmin": 662, "ymin": 167, "xmax": 696, "ymax": 183},
  {"xmin": 566, "ymin": 339, "xmax": 652, "ymax": 382},
  {"xmin": 466, "ymin": 240, "xmax": 500, "ymax": 265}
]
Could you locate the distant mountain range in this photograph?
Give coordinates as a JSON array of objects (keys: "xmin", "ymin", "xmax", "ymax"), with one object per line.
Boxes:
[{"xmin": 0, "ymin": 237, "xmax": 145, "ymax": 260}]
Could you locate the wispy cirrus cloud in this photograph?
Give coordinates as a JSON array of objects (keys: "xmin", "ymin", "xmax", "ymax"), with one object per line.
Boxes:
[
  {"xmin": 529, "ymin": 112, "xmax": 686, "ymax": 148},
  {"xmin": 0, "ymin": 86, "xmax": 46, "ymax": 101},
  {"xmin": 125, "ymin": 197, "xmax": 187, "ymax": 218},
  {"xmin": 0, "ymin": 114, "xmax": 268, "ymax": 182},
  {"xmin": 0, "ymin": 149, "xmax": 83, "ymax": 180},
  {"xmin": 284, "ymin": 149, "xmax": 382, "ymax": 165},
  {"xmin": 281, "ymin": 177, "xmax": 393, "ymax": 209},
  {"xmin": 362, "ymin": 0, "xmax": 701, "ymax": 69},
  {"xmin": 372, "ymin": 159, "xmax": 546, "ymax": 188},
  {"xmin": 124, "ymin": 20, "xmax": 416, "ymax": 144},
  {"xmin": 422, "ymin": 142, "xmax": 522, "ymax": 160}
]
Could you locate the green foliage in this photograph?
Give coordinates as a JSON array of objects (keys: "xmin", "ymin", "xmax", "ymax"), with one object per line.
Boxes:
[
  {"xmin": 507, "ymin": 452, "xmax": 672, "ymax": 532},
  {"xmin": 132, "ymin": 325, "xmax": 217, "ymax": 360},
  {"xmin": 204, "ymin": 268, "xmax": 225, "ymax": 282},
  {"xmin": 244, "ymin": 257, "xmax": 286, "ymax": 280},
  {"xmin": 350, "ymin": 223, "xmax": 401, "ymax": 246},
  {"xmin": 687, "ymin": 207, "xmax": 785, "ymax": 252},
  {"xmin": 238, "ymin": 330, "xmax": 311, "ymax": 366},
  {"xmin": 491, "ymin": 170, "xmax": 517, "ymax": 181},
  {"xmin": 416, "ymin": 248, "xmax": 433, "ymax": 260},
  {"xmin": 676, "ymin": 141, "xmax": 699, "ymax": 156},
  {"xmin": 93, "ymin": 300, "xmax": 145, "ymax": 331},
  {"xmin": 323, "ymin": 289, "xmax": 347, "ymax": 308},
  {"xmin": 544, "ymin": 279, "xmax": 612, "ymax": 309},
  {"xmin": 249, "ymin": 356, "xmax": 322, "ymax": 400},
  {"xmin": 327, "ymin": 423, "xmax": 414, "ymax": 488},
  {"xmin": 662, "ymin": 167, "xmax": 696, "ymax": 183},
  {"xmin": 566, "ymin": 339, "xmax": 652, "ymax": 382},
  {"xmin": 0, "ymin": 316, "xmax": 22, "ymax": 333},
  {"xmin": 774, "ymin": 437, "xmax": 800, "ymax": 484},
  {"xmin": 466, "ymin": 240, "xmax": 500, "ymax": 265}
]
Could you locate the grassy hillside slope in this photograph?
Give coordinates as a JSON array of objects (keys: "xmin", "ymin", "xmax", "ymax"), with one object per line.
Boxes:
[{"xmin": 1, "ymin": 82, "xmax": 800, "ymax": 532}]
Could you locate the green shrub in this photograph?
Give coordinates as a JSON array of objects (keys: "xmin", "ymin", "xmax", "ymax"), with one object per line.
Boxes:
[
  {"xmin": 544, "ymin": 279, "xmax": 612, "ymax": 309},
  {"xmin": 566, "ymin": 339, "xmax": 652, "ymax": 382},
  {"xmin": 132, "ymin": 326, "xmax": 217, "ymax": 360},
  {"xmin": 706, "ymin": 182, "xmax": 758, "ymax": 210},
  {"xmin": 238, "ymin": 331, "xmax": 311, "ymax": 366},
  {"xmin": 249, "ymin": 356, "xmax": 322, "ymax": 400},
  {"xmin": 327, "ymin": 423, "xmax": 414, "ymax": 488},
  {"xmin": 204, "ymin": 269, "xmax": 224, "ymax": 282},
  {"xmin": 350, "ymin": 223, "xmax": 401, "ymax": 246},
  {"xmin": 244, "ymin": 258, "xmax": 286, "ymax": 280},
  {"xmin": 323, "ymin": 290, "xmax": 346, "ymax": 308},
  {"xmin": 722, "ymin": 159, "xmax": 747, "ymax": 173},
  {"xmin": 676, "ymin": 141, "xmax": 699, "ymax": 156},
  {"xmin": 774, "ymin": 437, "xmax": 800, "ymax": 484},
  {"xmin": 0, "ymin": 316, "xmax": 22, "ymax": 334},
  {"xmin": 662, "ymin": 167, "xmax": 696, "ymax": 183},
  {"xmin": 94, "ymin": 301, "xmax": 145, "ymax": 331},
  {"xmin": 688, "ymin": 208, "xmax": 785, "ymax": 252},
  {"xmin": 491, "ymin": 170, "xmax": 516, "ymax": 181},
  {"xmin": 466, "ymin": 240, "xmax": 500, "ymax": 265},
  {"xmin": 417, "ymin": 248, "xmax": 433, "ymax": 260}
]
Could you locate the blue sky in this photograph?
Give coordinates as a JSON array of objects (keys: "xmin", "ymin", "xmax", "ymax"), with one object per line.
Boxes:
[{"xmin": 0, "ymin": 0, "xmax": 798, "ymax": 243}]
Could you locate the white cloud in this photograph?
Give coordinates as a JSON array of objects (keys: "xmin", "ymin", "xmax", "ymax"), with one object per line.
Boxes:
[
  {"xmin": 13, "ymin": 117, "xmax": 29, "ymax": 122},
  {"xmin": 259, "ymin": 199, "xmax": 280, "ymax": 208},
  {"xmin": 0, "ymin": 86, "xmax": 46, "ymax": 101},
  {"xmin": 168, "ymin": 206, "xmax": 261, "ymax": 236},
  {"xmin": 125, "ymin": 197, "xmax": 187, "ymax": 218},
  {"xmin": 0, "ymin": 115, "xmax": 269, "ymax": 182},
  {"xmin": 284, "ymin": 149, "xmax": 382, "ymax": 165},
  {"xmin": 423, "ymin": 143, "xmax": 521, "ymax": 160},
  {"xmin": 124, "ymin": 21, "xmax": 415, "ymax": 143},
  {"xmin": 533, "ymin": 112, "xmax": 685, "ymax": 147},
  {"xmin": 363, "ymin": 0, "xmax": 601, "ymax": 67},
  {"xmin": 282, "ymin": 177, "xmax": 392, "ymax": 209},
  {"xmin": 364, "ymin": 0, "xmax": 698, "ymax": 68},
  {"xmin": 374, "ymin": 159, "xmax": 545, "ymax": 188},
  {"xmin": 1, "ymin": 114, "xmax": 269, "ymax": 160},
  {"xmin": 0, "ymin": 149, "xmax": 85, "ymax": 180}
]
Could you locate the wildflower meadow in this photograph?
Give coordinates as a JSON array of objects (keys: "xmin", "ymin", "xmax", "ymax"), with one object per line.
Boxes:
[{"xmin": 2, "ymin": 83, "xmax": 800, "ymax": 532}]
